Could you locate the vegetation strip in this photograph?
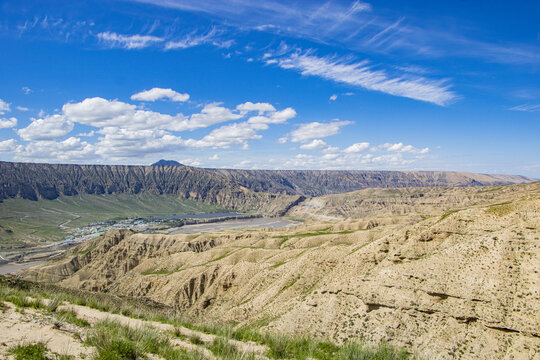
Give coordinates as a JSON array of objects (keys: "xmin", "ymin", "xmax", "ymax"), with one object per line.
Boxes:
[{"xmin": 1, "ymin": 276, "xmax": 415, "ymax": 359}]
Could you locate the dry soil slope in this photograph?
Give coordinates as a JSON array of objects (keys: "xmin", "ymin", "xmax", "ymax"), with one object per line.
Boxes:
[
  {"xmin": 22, "ymin": 183, "xmax": 540, "ymax": 359},
  {"xmin": 288, "ymin": 182, "xmax": 540, "ymax": 220}
]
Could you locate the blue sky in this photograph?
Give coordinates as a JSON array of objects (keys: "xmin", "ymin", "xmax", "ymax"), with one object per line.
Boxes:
[{"xmin": 0, "ymin": 0, "xmax": 538, "ymax": 177}]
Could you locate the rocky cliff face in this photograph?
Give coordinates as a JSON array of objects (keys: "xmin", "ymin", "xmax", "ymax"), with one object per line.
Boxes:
[
  {"xmin": 1, "ymin": 161, "xmax": 534, "ymax": 206},
  {"xmin": 22, "ymin": 183, "xmax": 540, "ymax": 359},
  {"xmin": 0, "ymin": 161, "xmax": 302, "ymax": 215},
  {"xmin": 209, "ymin": 168, "xmax": 535, "ymax": 196}
]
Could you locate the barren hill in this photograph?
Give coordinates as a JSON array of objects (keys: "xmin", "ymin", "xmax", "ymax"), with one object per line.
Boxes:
[{"xmin": 22, "ymin": 182, "xmax": 540, "ymax": 359}]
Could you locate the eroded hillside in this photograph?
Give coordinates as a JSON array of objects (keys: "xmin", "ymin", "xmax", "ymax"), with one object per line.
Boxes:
[{"xmin": 22, "ymin": 183, "xmax": 540, "ymax": 359}]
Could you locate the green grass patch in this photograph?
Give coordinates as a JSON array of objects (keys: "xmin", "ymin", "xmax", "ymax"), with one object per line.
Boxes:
[
  {"xmin": 204, "ymin": 250, "xmax": 233, "ymax": 265},
  {"xmin": 274, "ymin": 229, "xmax": 356, "ymax": 244},
  {"xmin": 280, "ymin": 277, "xmax": 299, "ymax": 294},
  {"xmin": 0, "ymin": 277, "xmax": 415, "ymax": 360},
  {"xmin": 78, "ymin": 245, "xmax": 97, "ymax": 256},
  {"xmin": 8, "ymin": 342, "xmax": 49, "ymax": 360},
  {"xmin": 271, "ymin": 261, "xmax": 287, "ymax": 269},
  {"xmin": 87, "ymin": 320, "xmax": 204, "ymax": 360},
  {"xmin": 0, "ymin": 193, "xmax": 231, "ymax": 249},
  {"xmin": 485, "ymin": 201, "xmax": 514, "ymax": 217},
  {"xmin": 141, "ymin": 268, "xmax": 177, "ymax": 276},
  {"xmin": 55, "ymin": 309, "xmax": 90, "ymax": 327},
  {"xmin": 438, "ymin": 210, "xmax": 459, "ymax": 222}
]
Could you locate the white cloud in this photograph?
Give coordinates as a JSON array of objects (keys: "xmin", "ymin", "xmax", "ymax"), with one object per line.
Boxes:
[
  {"xmin": 0, "ymin": 117, "xmax": 17, "ymax": 128},
  {"xmin": 8, "ymin": 93, "xmax": 297, "ymax": 162},
  {"xmin": 175, "ymin": 103, "xmax": 242, "ymax": 131},
  {"xmin": 77, "ymin": 130, "xmax": 95, "ymax": 137},
  {"xmin": 378, "ymin": 142, "xmax": 429, "ymax": 154},
  {"xmin": 0, "ymin": 139, "xmax": 18, "ymax": 153},
  {"xmin": 247, "ymin": 107, "xmax": 296, "ymax": 124},
  {"xmin": 186, "ymin": 122, "xmax": 265, "ymax": 149},
  {"xmin": 0, "ymin": 99, "xmax": 10, "ymax": 114},
  {"xmin": 97, "ymin": 31, "xmax": 164, "ymax": 49},
  {"xmin": 131, "ymin": 88, "xmax": 189, "ymax": 102},
  {"xmin": 63, "ymin": 97, "xmax": 136, "ymax": 126},
  {"xmin": 509, "ymin": 104, "xmax": 540, "ymax": 112},
  {"xmin": 236, "ymin": 101, "xmax": 276, "ymax": 114},
  {"xmin": 273, "ymin": 51, "xmax": 456, "ymax": 106},
  {"xmin": 233, "ymin": 160, "xmax": 252, "ymax": 168},
  {"xmin": 14, "ymin": 137, "xmax": 94, "ymax": 162},
  {"xmin": 16, "ymin": 106, "xmax": 29, "ymax": 111},
  {"xmin": 208, "ymin": 154, "xmax": 219, "ymax": 160},
  {"xmin": 300, "ymin": 139, "xmax": 328, "ymax": 150},
  {"xmin": 179, "ymin": 158, "xmax": 201, "ymax": 166},
  {"xmin": 95, "ymin": 127, "xmax": 184, "ymax": 159},
  {"xmin": 22, "ymin": 87, "xmax": 32, "ymax": 95},
  {"xmin": 329, "ymin": 94, "xmax": 338, "ymax": 101},
  {"xmin": 289, "ymin": 120, "xmax": 352, "ymax": 142},
  {"xmin": 63, "ymin": 97, "xmax": 184, "ymax": 131},
  {"xmin": 17, "ymin": 114, "xmax": 73, "ymax": 141},
  {"xmin": 344, "ymin": 142, "xmax": 370, "ymax": 153}
]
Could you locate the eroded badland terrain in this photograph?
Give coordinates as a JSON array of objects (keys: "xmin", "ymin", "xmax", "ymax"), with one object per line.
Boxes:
[
  {"xmin": 1, "ymin": 162, "xmax": 539, "ymax": 359},
  {"xmin": 3, "ymin": 178, "xmax": 534, "ymax": 359}
]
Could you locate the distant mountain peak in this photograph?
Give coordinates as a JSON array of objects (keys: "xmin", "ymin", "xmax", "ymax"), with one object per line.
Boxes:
[{"xmin": 152, "ymin": 159, "xmax": 183, "ymax": 166}]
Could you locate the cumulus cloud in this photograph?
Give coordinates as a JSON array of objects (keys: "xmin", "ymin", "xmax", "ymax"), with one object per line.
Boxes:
[
  {"xmin": 344, "ymin": 142, "xmax": 370, "ymax": 153},
  {"xmin": 16, "ymin": 106, "xmax": 29, "ymax": 111},
  {"xmin": 8, "ymin": 93, "xmax": 297, "ymax": 162},
  {"xmin": 14, "ymin": 137, "xmax": 94, "ymax": 162},
  {"xmin": 271, "ymin": 51, "xmax": 456, "ymax": 106},
  {"xmin": 17, "ymin": 114, "xmax": 74, "ymax": 141},
  {"xmin": 63, "ymin": 97, "xmax": 185, "ymax": 131},
  {"xmin": 0, "ymin": 117, "xmax": 17, "ymax": 128},
  {"xmin": 94, "ymin": 128, "xmax": 184, "ymax": 159},
  {"xmin": 0, "ymin": 99, "xmax": 10, "ymax": 114},
  {"xmin": 208, "ymin": 154, "xmax": 219, "ymax": 160},
  {"xmin": 329, "ymin": 94, "xmax": 338, "ymax": 101},
  {"xmin": 282, "ymin": 149, "xmax": 420, "ymax": 170},
  {"xmin": 186, "ymin": 122, "xmax": 266, "ymax": 149},
  {"xmin": 63, "ymin": 97, "xmax": 137, "ymax": 127},
  {"xmin": 289, "ymin": 120, "xmax": 352, "ymax": 143},
  {"xmin": 97, "ymin": 32, "xmax": 164, "ymax": 49},
  {"xmin": 247, "ymin": 107, "xmax": 296, "ymax": 124},
  {"xmin": 22, "ymin": 87, "xmax": 32, "ymax": 95},
  {"xmin": 0, "ymin": 139, "xmax": 18, "ymax": 153},
  {"xmin": 236, "ymin": 102, "xmax": 276, "ymax": 114},
  {"xmin": 378, "ymin": 142, "xmax": 430, "ymax": 154},
  {"xmin": 300, "ymin": 139, "xmax": 329, "ymax": 150},
  {"xmin": 131, "ymin": 88, "xmax": 189, "ymax": 102}
]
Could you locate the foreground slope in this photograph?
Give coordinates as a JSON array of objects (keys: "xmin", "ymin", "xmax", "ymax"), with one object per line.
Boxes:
[{"xmin": 23, "ymin": 182, "xmax": 540, "ymax": 359}]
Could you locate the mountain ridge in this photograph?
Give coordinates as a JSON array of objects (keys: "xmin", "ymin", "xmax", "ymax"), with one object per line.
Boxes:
[{"xmin": 0, "ymin": 161, "xmax": 535, "ymax": 204}]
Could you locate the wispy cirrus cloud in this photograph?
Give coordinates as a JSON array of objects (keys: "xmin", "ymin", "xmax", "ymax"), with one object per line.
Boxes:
[
  {"xmin": 165, "ymin": 27, "xmax": 232, "ymax": 50},
  {"xmin": 97, "ymin": 31, "xmax": 164, "ymax": 49},
  {"xmin": 132, "ymin": 0, "xmax": 540, "ymax": 66},
  {"xmin": 509, "ymin": 104, "xmax": 540, "ymax": 112},
  {"xmin": 269, "ymin": 50, "xmax": 456, "ymax": 106}
]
